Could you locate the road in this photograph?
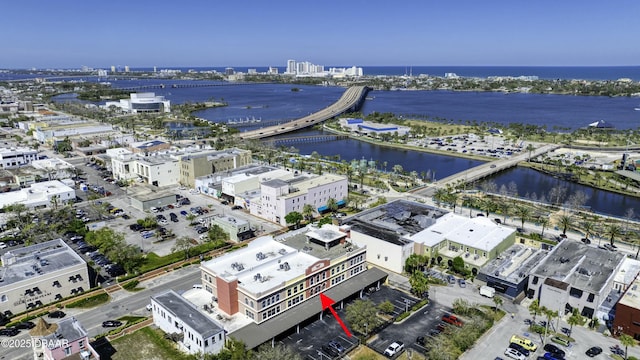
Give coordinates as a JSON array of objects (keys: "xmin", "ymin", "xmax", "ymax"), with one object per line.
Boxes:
[{"xmin": 2, "ymin": 266, "xmax": 201, "ymax": 360}]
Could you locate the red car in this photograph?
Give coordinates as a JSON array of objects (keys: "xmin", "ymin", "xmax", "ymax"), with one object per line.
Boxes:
[{"xmin": 441, "ymin": 314, "xmax": 463, "ymax": 327}]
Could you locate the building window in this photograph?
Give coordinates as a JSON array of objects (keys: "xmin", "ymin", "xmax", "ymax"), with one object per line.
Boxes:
[
  {"xmin": 64, "ymin": 347, "xmax": 72, "ymax": 356},
  {"xmin": 78, "ymin": 340, "xmax": 84, "ymax": 348}
]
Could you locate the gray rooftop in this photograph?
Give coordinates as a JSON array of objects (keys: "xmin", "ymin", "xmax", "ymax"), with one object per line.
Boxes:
[
  {"xmin": 0, "ymin": 239, "xmax": 85, "ymax": 288},
  {"xmin": 343, "ymin": 199, "xmax": 447, "ymax": 245},
  {"xmin": 43, "ymin": 317, "xmax": 87, "ymax": 347},
  {"xmin": 152, "ymin": 289, "xmax": 223, "ymax": 339},
  {"xmin": 261, "ymin": 178, "xmax": 289, "ymax": 188},
  {"xmin": 530, "ymin": 240, "xmax": 625, "ymax": 293},
  {"xmin": 230, "ymin": 267, "xmax": 388, "ymax": 349},
  {"xmin": 279, "ymin": 227, "xmax": 360, "ymax": 261},
  {"xmin": 480, "ymin": 244, "xmax": 548, "ymax": 284}
]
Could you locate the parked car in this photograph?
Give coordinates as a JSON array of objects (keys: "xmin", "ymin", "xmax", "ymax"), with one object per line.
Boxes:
[
  {"xmin": 14, "ymin": 321, "xmax": 35, "ymax": 329},
  {"xmin": 543, "ymin": 344, "xmax": 565, "ymax": 358},
  {"xmin": 321, "ymin": 345, "xmax": 340, "ymax": 358},
  {"xmin": 441, "ymin": 314, "xmax": 463, "ymax": 327},
  {"xmin": 416, "ymin": 336, "xmax": 426, "ymax": 346},
  {"xmin": 0, "ymin": 327, "xmax": 20, "ymax": 337},
  {"xmin": 509, "ymin": 342, "xmax": 530, "ymax": 357},
  {"xmin": 180, "ymin": 210, "xmax": 188, "ymax": 216},
  {"xmin": 384, "ymin": 341, "xmax": 405, "ymax": 357},
  {"xmin": 458, "ymin": 279, "xmax": 467, "ymax": 288},
  {"xmin": 48, "ymin": 310, "xmax": 66, "ymax": 318},
  {"xmin": 503, "ymin": 347, "xmax": 525, "ymax": 360},
  {"xmin": 585, "ymin": 346, "xmax": 602, "ymax": 357},
  {"xmin": 328, "ymin": 340, "xmax": 344, "ymax": 353},
  {"xmin": 102, "ymin": 320, "xmax": 123, "ymax": 328}
]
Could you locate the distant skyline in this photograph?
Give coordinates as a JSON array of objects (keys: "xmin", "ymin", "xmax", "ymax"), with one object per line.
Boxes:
[{"xmin": 3, "ymin": 0, "xmax": 640, "ymax": 69}]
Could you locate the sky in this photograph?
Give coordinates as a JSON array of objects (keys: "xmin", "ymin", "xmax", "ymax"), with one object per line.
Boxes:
[{"xmin": 3, "ymin": 0, "xmax": 640, "ymax": 69}]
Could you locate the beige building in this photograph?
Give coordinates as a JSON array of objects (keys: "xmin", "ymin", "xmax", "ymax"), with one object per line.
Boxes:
[
  {"xmin": 177, "ymin": 148, "xmax": 252, "ymax": 187},
  {"xmin": 0, "ymin": 239, "xmax": 89, "ymax": 315}
]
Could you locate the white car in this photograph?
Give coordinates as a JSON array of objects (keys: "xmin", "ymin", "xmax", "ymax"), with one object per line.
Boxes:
[
  {"xmin": 0, "ymin": 242, "xmax": 6, "ymax": 249},
  {"xmin": 146, "ymin": 304, "xmax": 152, "ymax": 311},
  {"xmin": 150, "ymin": 207, "xmax": 159, "ymax": 213},
  {"xmin": 384, "ymin": 341, "xmax": 404, "ymax": 357},
  {"xmin": 504, "ymin": 347, "xmax": 525, "ymax": 360}
]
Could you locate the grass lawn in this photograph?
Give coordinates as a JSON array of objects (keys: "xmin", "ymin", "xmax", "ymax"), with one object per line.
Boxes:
[
  {"xmin": 104, "ymin": 327, "xmax": 191, "ymax": 360},
  {"xmin": 66, "ymin": 293, "xmax": 110, "ymax": 308}
]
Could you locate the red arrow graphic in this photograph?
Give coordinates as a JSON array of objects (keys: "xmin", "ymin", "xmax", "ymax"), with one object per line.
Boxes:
[{"xmin": 320, "ymin": 293, "xmax": 352, "ymax": 337}]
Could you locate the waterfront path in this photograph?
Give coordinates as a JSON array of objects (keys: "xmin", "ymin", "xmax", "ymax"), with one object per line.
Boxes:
[{"xmin": 237, "ymin": 86, "xmax": 369, "ymax": 140}]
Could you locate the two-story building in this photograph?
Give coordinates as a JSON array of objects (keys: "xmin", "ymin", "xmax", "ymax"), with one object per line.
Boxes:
[
  {"xmin": 29, "ymin": 317, "xmax": 100, "ymax": 360},
  {"xmin": 0, "ymin": 180, "xmax": 76, "ymax": 210},
  {"xmin": 151, "ymin": 290, "xmax": 225, "ymax": 356},
  {"xmin": 527, "ymin": 240, "xmax": 625, "ymax": 319}
]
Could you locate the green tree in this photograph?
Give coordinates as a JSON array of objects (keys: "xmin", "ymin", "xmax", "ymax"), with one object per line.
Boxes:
[
  {"xmin": 326, "ymin": 197, "xmax": 338, "ymax": 213},
  {"xmin": 557, "ymin": 214, "xmax": 573, "ymax": 235},
  {"xmin": 284, "ymin": 211, "xmax": 303, "ymax": 229},
  {"xmin": 538, "ymin": 216, "xmax": 550, "ymax": 237},
  {"xmin": 567, "ymin": 308, "xmax": 583, "ymax": 337},
  {"xmin": 172, "ymin": 236, "xmax": 194, "ymax": 260},
  {"xmin": 541, "ymin": 306, "xmax": 559, "ymax": 344},
  {"xmin": 254, "ymin": 344, "xmax": 301, "ymax": 360},
  {"xmin": 492, "ymin": 296, "xmax": 503, "ymax": 314},
  {"xmin": 408, "ymin": 271, "xmax": 430, "ymax": 298},
  {"xmin": 605, "ymin": 223, "xmax": 623, "ymax": 247},
  {"xmin": 302, "ymin": 204, "xmax": 315, "ymax": 222},
  {"xmin": 515, "ymin": 206, "xmax": 531, "ymax": 230},
  {"xmin": 452, "ymin": 256, "xmax": 465, "ymax": 274},
  {"xmin": 404, "ymin": 254, "xmax": 428, "ymax": 274},
  {"xmin": 378, "ymin": 300, "xmax": 395, "ymax": 315},
  {"xmin": 528, "ymin": 299, "xmax": 540, "ymax": 323},
  {"xmin": 619, "ymin": 333, "xmax": 636, "ymax": 360},
  {"xmin": 345, "ymin": 299, "xmax": 381, "ymax": 335}
]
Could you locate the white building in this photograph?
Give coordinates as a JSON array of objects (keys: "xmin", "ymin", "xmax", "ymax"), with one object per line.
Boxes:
[
  {"xmin": 0, "ymin": 180, "xmax": 75, "ymax": 210},
  {"xmin": 31, "ymin": 158, "xmax": 75, "ymax": 180},
  {"xmin": 250, "ymin": 174, "xmax": 348, "ymax": 226},
  {"xmin": 221, "ymin": 168, "xmax": 291, "ymax": 201},
  {"xmin": 103, "ymin": 92, "xmax": 170, "ymax": 114},
  {"xmin": 0, "ymin": 239, "xmax": 89, "ymax": 315},
  {"xmin": 108, "ymin": 147, "xmax": 180, "ymax": 187},
  {"xmin": 0, "ymin": 147, "xmax": 38, "ymax": 169},
  {"xmin": 33, "ymin": 123, "xmax": 114, "ymax": 144},
  {"xmin": 151, "ymin": 290, "xmax": 225, "ymax": 356},
  {"xmin": 339, "ymin": 118, "xmax": 411, "ymax": 137}
]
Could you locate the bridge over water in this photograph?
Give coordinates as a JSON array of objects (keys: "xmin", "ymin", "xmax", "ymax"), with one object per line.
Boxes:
[
  {"xmin": 412, "ymin": 143, "xmax": 561, "ymax": 197},
  {"xmin": 237, "ymin": 86, "xmax": 370, "ymax": 140}
]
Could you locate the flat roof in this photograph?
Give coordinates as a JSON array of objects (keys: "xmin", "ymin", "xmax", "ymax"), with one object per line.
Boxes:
[
  {"xmin": 480, "ymin": 244, "xmax": 547, "ymax": 284},
  {"xmin": 279, "ymin": 225, "xmax": 362, "ymax": 261},
  {"xmin": 152, "ymin": 290, "xmax": 223, "ymax": 338},
  {"xmin": 128, "ymin": 188, "xmax": 177, "ymax": 202},
  {"xmin": 410, "ymin": 213, "xmax": 515, "ymax": 250},
  {"xmin": 0, "ymin": 239, "xmax": 85, "ymax": 288},
  {"xmin": 344, "ymin": 199, "xmax": 447, "ymax": 245},
  {"xmin": 201, "ymin": 236, "xmax": 318, "ymax": 296},
  {"xmin": 230, "ymin": 267, "xmax": 388, "ymax": 349},
  {"xmin": 530, "ymin": 239, "xmax": 625, "ymax": 294},
  {"xmin": 43, "ymin": 317, "xmax": 87, "ymax": 345}
]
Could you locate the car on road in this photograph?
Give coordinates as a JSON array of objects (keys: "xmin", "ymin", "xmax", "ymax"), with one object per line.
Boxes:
[
  {"xmin": 231, "ymin": 205, "xmax": 243, "ymax": 210},
  {"xmin": 585, "ymin": 346, "xmax": 602, "ymax": 357},
  {"xmin": 384, "ymin": 341, "xmax": 404, "ymax": 357},
  {"xmin": 48, "ymin": 310, "xmax": 66, "ymax": 318},
  {"xmin": 0, "ymin": 327, "xmax": 20, "ymax": 337},
  {"xmin": 503, "ymin": 347, "xmax": 525, "ymax": 360},
  {"xmin": 102, "ymin": 320, "xmax": 123, "ymax": 328},
  {"xmin": 328, "ymin": 340, "xmax": 344, "ymax": 353}
]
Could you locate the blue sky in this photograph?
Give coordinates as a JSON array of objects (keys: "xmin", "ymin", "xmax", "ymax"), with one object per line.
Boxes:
[{"xmin": 3, "ymin": 0, "xmax": 639, "ymax": 68}]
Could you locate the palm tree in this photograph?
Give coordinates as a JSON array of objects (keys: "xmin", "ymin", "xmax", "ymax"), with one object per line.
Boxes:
[
  {"xmin": 302, "ymin": 204, "xmax": 315, "ymax": 222},
  {"xmin": 528, "ymin": 299, "xmax": 540, "ymax": 323},
  {"xmin": 541, "ymin": 306, "xmax": 559, "ymax": 344},
  {"xmin": 326, "ymin": 198, "xmax": 338, "ymax": 214},
  {"xmin": 526, "ymin": 143, "xmax": 536, "ymax": 161},
  {"xmin": 619, "ymin": 333, "xmax": 636, "ymax": 360},
  {"xmin": 605, "ymin": 224, "xmax": 623, "ymax": 247},
  {"xmin": 538, "ymin": 217, "xmax": 550, "ymax": 237},
  {"xmin": 566, "ymin": 308, "xmax": 583, "ymax": 337},
  {"xmin": 515, "ymin": 206, "xmax": 531, "ymax": 230},
  {"xmin": 492, "ymin": 296, "xmax": 503, "ymax": 314},
  {"xmin": 557, "ymin": 214, "xmax": 574, "ymax": 235},
  {"xmin": 581, "ymin": 221, "xmax": 595, "ymax": 240}
]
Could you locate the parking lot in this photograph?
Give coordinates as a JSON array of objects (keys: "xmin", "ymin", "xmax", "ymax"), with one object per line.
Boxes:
[{"xmin": 278, "ymin": 286, "xmax": 421, "ymax": 359}]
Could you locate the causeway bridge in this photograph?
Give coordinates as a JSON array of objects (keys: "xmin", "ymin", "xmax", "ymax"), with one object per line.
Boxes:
[
  {"xmin": 237, "ymin": 86, "xmax": 370, "ymax": 140},
  {"xmin": 412, "ymin": 143, "xmax": 561, "ymax": 197}
]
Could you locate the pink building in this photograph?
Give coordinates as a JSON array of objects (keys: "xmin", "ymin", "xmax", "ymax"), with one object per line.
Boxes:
[{"xmin": 29, "ymin": 317, "xmax": 100, "ymax": 360}]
